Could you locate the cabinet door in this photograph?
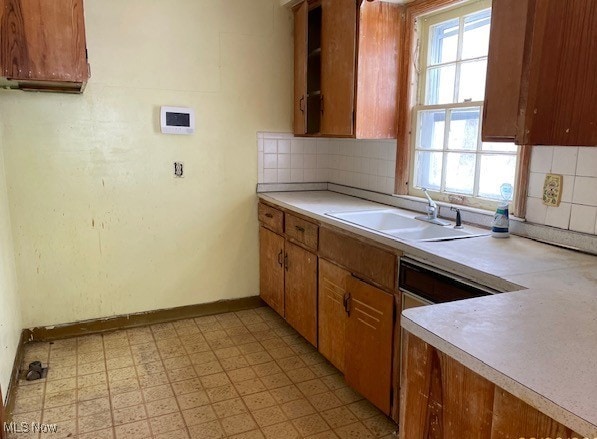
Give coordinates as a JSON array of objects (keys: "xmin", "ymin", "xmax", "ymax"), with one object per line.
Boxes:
[
  {"xmin": 1, "ymin": 0, "xmax": 88, "ymax": 85},
  {"xmin": 285, "ymin": 242, "xmax": 318, "ymax": 347},
  {"xmin": 321, "ymin": 0, "xmax": 356, "ymax": 136},
  {"xmin": 318, "ymin": 259, "xmax": 349, "ymax": 372},
  {"xmin": 259, "ymin": 227, "xmax": 285, "ymax": 317},
  {"xmin": 345, "ymin": 276, "xmax": 394, "ymax": 415},
  {"xmin": 482, "ymin": 0, "xmax": 530, "ymax": 142},
  {"xmin": 293, "ymin": 1, "xmax": 308, "ymax": 135},
  {"xmin": 521, "ymin": 0, "xmax": 597, "ymax": 146}
]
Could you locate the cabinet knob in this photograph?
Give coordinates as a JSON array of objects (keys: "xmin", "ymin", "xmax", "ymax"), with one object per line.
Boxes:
[
  {"xmin": 295, "ymin": 225, "xmax": 305, "ymax": 233},
  {"xmin": 265, "ymin": 213, "xmax": 273, "ymax": 219}
]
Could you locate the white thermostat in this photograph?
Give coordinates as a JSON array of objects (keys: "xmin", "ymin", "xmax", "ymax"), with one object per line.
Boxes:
[{"xmin": 160, "ymin": 106, "xmax": 195, "ymax": 135}]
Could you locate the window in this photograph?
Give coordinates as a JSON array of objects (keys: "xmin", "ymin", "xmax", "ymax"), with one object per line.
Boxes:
[{"xmin": 409, "ymin": 0, "xmax": 518, "ymax": 208}]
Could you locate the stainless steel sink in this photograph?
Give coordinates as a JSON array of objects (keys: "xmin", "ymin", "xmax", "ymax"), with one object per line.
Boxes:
[{"xmin": 326, "ymin": 209, "xmax": 489, "ymax": 242}]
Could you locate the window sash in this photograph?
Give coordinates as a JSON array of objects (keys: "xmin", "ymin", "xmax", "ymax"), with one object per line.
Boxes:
[{"xmin": 411, "ymin": 0, "xmax": 517, "ymax": 203}]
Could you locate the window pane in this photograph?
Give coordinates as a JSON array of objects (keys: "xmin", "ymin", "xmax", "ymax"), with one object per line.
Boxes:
[
  {"xmin": 482, "ymin": 141, "xmax": 518, "ymax": 152},
  {"xmin": 417, "ymin": 110, "xmax": 446, "ymax": 150},
  {"xmin": 445, "ymin": 152, "xmax": 475, "ymax": 194},
  {"xmin": 448, "ymin": 108, "xmax": 480, "ymax": 151},
  {"xmin": 426, "ymin": 65, "xmax": 456, "ymax": 105},
  {"xmin": 478, "ymin": 154, "xmax": 517, "ymax": 199},
  {"xmin": 429, "ymin": 18, "xmax": 459, "ymax": 65},
  {"xmin": 458, "ymin": 60, "xmax": 487, "ymax": 102},
  {"xmin": 462, "ymin": 9, "xmax": 491, "ymax": 60},
  {"xmin": 414, "ymin": 151, "xmax": 442, "ymax": 191}
]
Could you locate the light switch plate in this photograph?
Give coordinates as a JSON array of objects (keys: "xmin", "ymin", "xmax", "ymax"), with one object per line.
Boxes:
[{"xmin": 542, "ymin": 173, "xmax": 563, "ymax": 207}]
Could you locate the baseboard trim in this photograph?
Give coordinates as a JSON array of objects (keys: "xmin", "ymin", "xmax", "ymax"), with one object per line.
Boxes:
[
  {"xmin": 26, "ymin": 296, "xmax": 265, "ymax": 342},
  {"xmin": 4, "ymin": 329, "xmax": 28, "ymax": 422},
  {"xmin": 2, "ymin": 296, "xmax": 264, "ymax": 420}
]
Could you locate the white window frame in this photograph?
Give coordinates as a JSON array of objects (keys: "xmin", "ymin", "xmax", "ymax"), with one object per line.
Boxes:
[{"xmin": 408, "ymin": 0, "xmax": 518, "ymax": 210}]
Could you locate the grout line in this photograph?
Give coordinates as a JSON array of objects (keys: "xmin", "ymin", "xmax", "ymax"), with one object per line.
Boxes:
[
  {"xmin": 149, "ymin": 323, "xmax": 192, "ymax": 439},
  {"xmin": 99, "ymin": 334, "xmax": 118, "ymax": 439}
]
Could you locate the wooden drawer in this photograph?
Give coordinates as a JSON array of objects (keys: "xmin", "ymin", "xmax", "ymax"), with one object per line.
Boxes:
[
  {"xmin": 258, "ymin": 203, "xmax": 284, "ymax": 234},
  {"xmin": 285, "ymin": 214, "xmax": 319, "ymax": 251},
  {"xmin": 319, "ymin": 226, "xmax": 396, "ymax": 291}
]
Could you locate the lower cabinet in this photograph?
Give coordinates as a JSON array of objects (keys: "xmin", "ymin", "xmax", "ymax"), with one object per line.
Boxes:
[
  {"xmin": 318, "ymin": 259, "xmax": 349, "ymax": 371},
  {"xmin": 284, "ymin": 241, "xmax": 318, "ymax": 346},
  {"xmin": 259, "ymin": 204, "xmax": 398, "ymax": 417},
  {"xmin": 345, "ymin": 276, "xmax": 394, "ymax": 415},
  {"xmin": 401, "ymin": 332, "xmax": 582, "ymax": 438},
  {"xmin": 259, "ymin": 224, "xmax": 318, "ymax": 346},
  {"xmin": 259, "ymin": 226, "xmax": 285, "ymax": 316},
  {"xmin": 318, "ymin": 259, "xmax": 394, "ymax": 415}
]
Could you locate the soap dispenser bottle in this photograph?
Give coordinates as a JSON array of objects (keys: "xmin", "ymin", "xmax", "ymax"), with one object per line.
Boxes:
[{"xmin": 492, "ymin": 183, "xmax": 512, "ymax": 238}]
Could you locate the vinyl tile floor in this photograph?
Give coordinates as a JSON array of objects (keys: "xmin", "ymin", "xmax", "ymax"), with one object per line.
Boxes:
[{"xmin": 8, "ymin": 306, "xmax": 398, "ymax": 439}]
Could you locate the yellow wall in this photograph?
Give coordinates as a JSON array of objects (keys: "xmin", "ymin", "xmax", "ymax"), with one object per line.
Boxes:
[
  {"xmin": 0, "ymin": 0, "xmax": 293, "ymax": 328},
  {"xmin": 0, "ymin": 123, "xmax": 22, "ymax": 396}
]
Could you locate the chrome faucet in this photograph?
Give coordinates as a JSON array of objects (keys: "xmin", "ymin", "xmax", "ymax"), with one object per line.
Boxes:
[{"xmin": 415, "ymin": 188, "xmax": 450, "ymax": 226}]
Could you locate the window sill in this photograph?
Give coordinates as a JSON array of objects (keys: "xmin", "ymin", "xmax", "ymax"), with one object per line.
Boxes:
[{"xmin": 390, "ymin": 193, "xmax": 525, "ymax": 226}]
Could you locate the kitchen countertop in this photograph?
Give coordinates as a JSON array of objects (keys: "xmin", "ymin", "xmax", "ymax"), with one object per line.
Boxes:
[
  {"xmin": 402, "ymin": 289, "xmax": 597, "ymax": 436},
  {"xmin": 258, "ymin": 190, "xmax": 597, "ymax": 436},
  {"xmin": 258, "ymin": 190, "xmax": 597, "ymax": 293}
]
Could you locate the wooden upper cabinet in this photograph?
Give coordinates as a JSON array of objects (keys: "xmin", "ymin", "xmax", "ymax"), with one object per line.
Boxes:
[
  {"xmin": 482, "ymin": 0, "xmax": 530, "ymax": 142},
  {"xmin": 0, "ymin": 0, "xmax": 89, "ymax": 93},
  {"xmin": 293, "ymin": 1, "xmax": 308, "ymax": 135},
  {"xmin": 320, "ymin": 0, "xmax": 356, "ymax": 137},
  {"xmin": 293, "ymin": 0, "xmax": 403, "ymax": 138},
  {"xmin": 355, "ymin": 0, "xmax": 403, "ymax": 139},
  {"xmin": 483, "ymin": 0, "xmax": 597, "ymax": 146}
]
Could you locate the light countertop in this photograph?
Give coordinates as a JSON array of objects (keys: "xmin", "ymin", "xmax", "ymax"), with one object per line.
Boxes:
[
  {"xmin": 258, "ymin": 190, "xmax": 597, "ymax": 293},
  {"xmin": 258, "ymin": 190, "xmax": 597, "ymax": 436},
  {"xmin": 402, "ymin": 289, "xmax": 597, "ymax": 436}
]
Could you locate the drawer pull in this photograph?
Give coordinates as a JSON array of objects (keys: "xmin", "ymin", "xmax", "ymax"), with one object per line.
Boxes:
[
  {"xmin": 295, "ymin": 225, "xmax": 305, "ymax": 233},
  {"xmin": 284, "ymin": 253, "xmax": 289, "ymax": 271},
  {"xmin": 265, "ymin": 213, "xmax": 274, "ymax": 219},
  {"xmin": 277, "ymin": 250, "xmax": 283, "ymax": 267}
]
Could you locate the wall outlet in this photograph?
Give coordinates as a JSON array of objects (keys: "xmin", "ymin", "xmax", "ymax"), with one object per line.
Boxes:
[
  {"xmin": 542, "ymin": 173, "xmax": 563, "ymax": 207},
  {"xmin": 174, "ymin": 162, "xmax": 184, "ymax": 178}
]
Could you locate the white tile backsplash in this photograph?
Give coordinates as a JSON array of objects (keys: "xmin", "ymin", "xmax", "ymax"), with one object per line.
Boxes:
[
  {"xmin": 265, "ymin": 153, "xmax": 278, "ymax": 169},
  {"xmin": 576, "ymin": 148, "xmax": 597, "ymax": 177},
  {"xmin": 526, "ymin": 146, "xmax": 597, "ymax": 236},
  {"xmin": 571, "ymin": 176, "xmax": 597, "ymax": 205},
  {"xmin": 569, "ymin": 204, "xmax": 597, "ymax": 234},
  {"xmin": 256, "ymin": 132, "xmax": 397, "ymax": 194},
  {"xmin": 530, "ymin": 146, "xmax": 554, "ymax": 173},
  {"xmin": 277, "ymin": 139, "xmax": 291, "ymax": 154},
  {"xmin": 525, "ymin": 197, "xmax": 548, "ymax": 224},
  {"xmin": 258, "ymin": 136, "xmax": 597, "ymax": 237},
  {"xmin": 560, "ymin": 175, "xmax": 575, "ymax": 203},
  {"xmin": 528, "ymin": 172, "xmax": 546, "ymax": 198},
  {"xmin": 551, "ymin": 147, "xmax": 578, "ymax": 175},
  {"xmin": 264, "ymin": 139, "xmax": 277, "ymax": 154},
  {"xmin": 544, "ymin": 203, "xmax": 571, "ymax": 229},
  {"xmin": 278, "ymin": 154, "xmax": 290, "ymax": 169}
]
